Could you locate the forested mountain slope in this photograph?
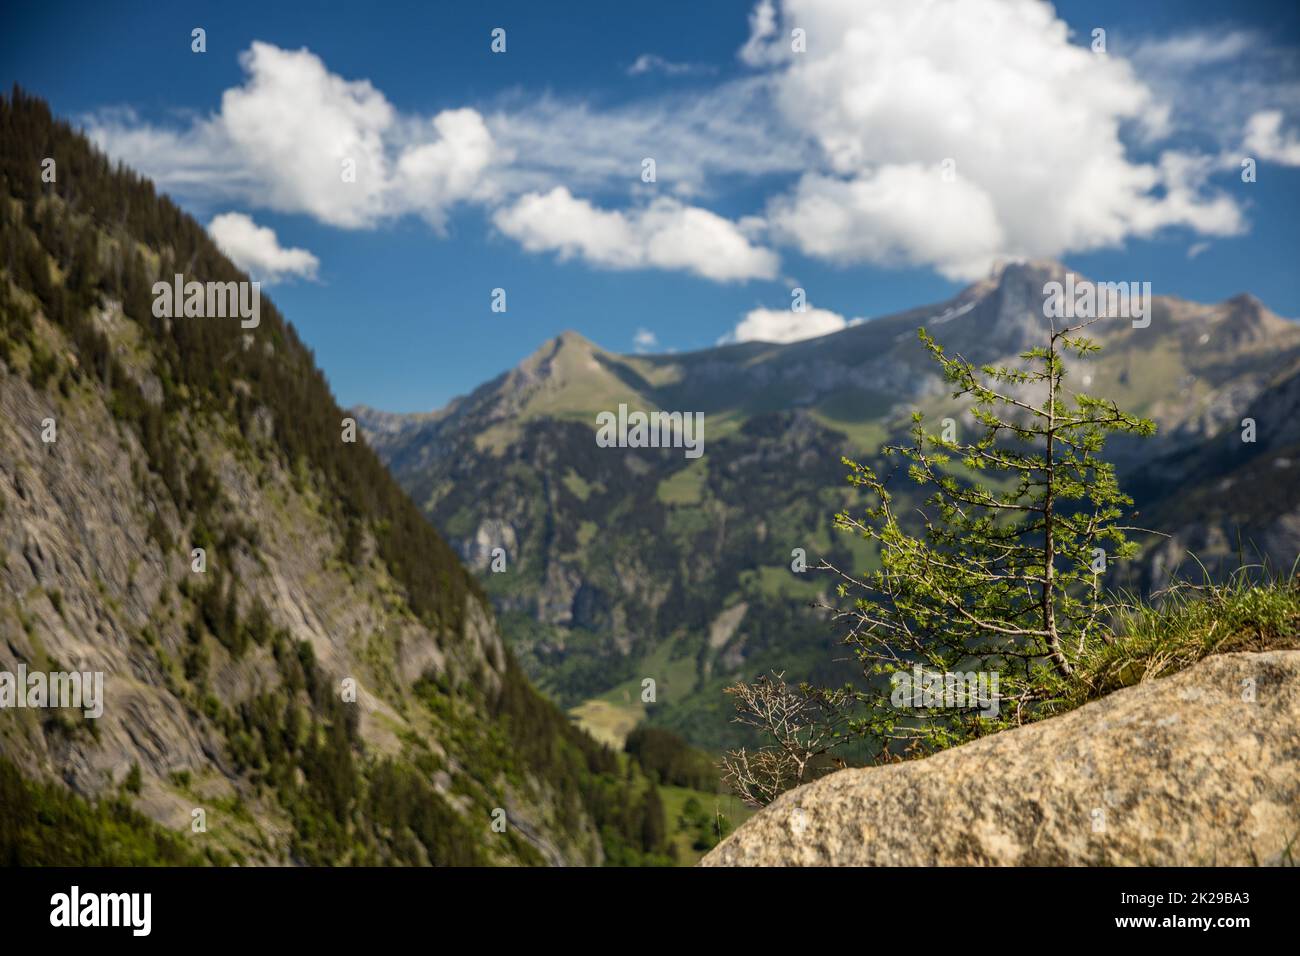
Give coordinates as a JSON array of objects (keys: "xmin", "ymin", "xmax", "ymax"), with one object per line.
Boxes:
[{"xmin": 0, "ymin": 88, "xmax": 675, "ymax": 866}]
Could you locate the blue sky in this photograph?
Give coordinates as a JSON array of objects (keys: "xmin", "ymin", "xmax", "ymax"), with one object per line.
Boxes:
[{"xmin": 5, "ymin": 0, "xmax": 1300, "ymax": 411}]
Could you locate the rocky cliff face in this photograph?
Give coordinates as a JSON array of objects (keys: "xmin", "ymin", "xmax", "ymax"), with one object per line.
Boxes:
[
  {"xmin": 701, "ymin": 651, "xmax": 1300, "ymax": 866},
  {"xmin": 0, "ymin": 329, "xmax": 591, "ymax": 863}
]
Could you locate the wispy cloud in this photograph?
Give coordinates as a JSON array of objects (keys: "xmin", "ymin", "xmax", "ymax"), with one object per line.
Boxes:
[
  {"xmin": 1131, "ymin": 28, "xmax": 1259, "ymax": 68},
  {"xmin": 633, "ymin": 328, "xmax": 659, "ymax": 352},
  {"xmin": 483, "ymin": 78, "xmax": 806, "ymax": 199},
  {"xmin": 1130, "ymin": 26, "xmax": 1300, "ymax": 165},
  {"xmin": 627, "ymin": 54, "xmax": 717, "ymax": 77},
  {"xmin": 1244, "ymin": 110, "xmax": 1300, "ymax": 166}
]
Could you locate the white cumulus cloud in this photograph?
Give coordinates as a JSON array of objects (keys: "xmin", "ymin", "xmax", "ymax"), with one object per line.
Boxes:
[
  {"xmin": 394, "ymin": 108, "xmax": 498, "ymax": 229},
  {"xmin": 720, "ymin": 304, "xmax": 862, "ymax": 345},
  {"xmin": 755, "ymin": 0, "xmax": 1246, "ymax": 279},
  {"xmin": 207, "ymin": 212, "xmax": 320, "ymax": 283},
  {"xmin": 493, "ymin": 187, "xmax": 778, "ymax": 282},
  {"xmin": 217, "ymin": 42, "xmax": 396, "ymax": 227},
  {"xmin": 90, "ymin": 42, "xmax": 499, "ymax": 230},
  {"xmin": 770, "ymin": 165, "xmax": 1005, "ymax": 280}
]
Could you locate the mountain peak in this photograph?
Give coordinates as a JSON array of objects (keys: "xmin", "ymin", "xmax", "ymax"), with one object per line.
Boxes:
[
  {"xmin": 1211, "ymin": 291, "xmax": 1291, "ymax": 345},
  {"xmin": 467, "ymin": 327, "xmax": 627, "ymax": 424},
  {"xmin": 989, "ymin": 257, "xmax": 1073, "ymax": 289},
  {"xmin": 1224, "ymin": 291, "xmax": 1265, "ymax": 314},
  {"xmin": 555, "ymin": 328, "xmax": 594, "ymax": 345},
  {"xmin": 547, "ymin": 328, "xmax": 601, "ymax": 354},
  {"xmin": 941, "ymin": 257, "xmax": 1079, "ymax": 357},
  {"xmin": 518, "ymin": 329, "xmax": 602, "ymax": 370}
]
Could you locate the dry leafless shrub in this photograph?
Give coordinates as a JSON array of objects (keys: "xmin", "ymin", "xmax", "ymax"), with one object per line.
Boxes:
[{"xmin": 719, "ymin": 672, "xmax": 855, "ymax": 807}]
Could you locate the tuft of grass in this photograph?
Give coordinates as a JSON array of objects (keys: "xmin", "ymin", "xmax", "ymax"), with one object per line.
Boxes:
[{"xmin": 1046, "ymin": 573, "xmax": 1300, "ymax": 714}]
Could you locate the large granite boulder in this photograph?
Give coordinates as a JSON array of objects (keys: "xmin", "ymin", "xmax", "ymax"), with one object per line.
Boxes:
[{"xmin": 702, "ymin": 651, "xmax": 1300, "ymax": 866}]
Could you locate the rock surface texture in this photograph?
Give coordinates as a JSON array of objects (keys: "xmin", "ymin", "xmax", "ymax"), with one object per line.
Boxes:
[{"xmin": 702, "ymin": 651, "xmax": 1300, "ymax": 866}]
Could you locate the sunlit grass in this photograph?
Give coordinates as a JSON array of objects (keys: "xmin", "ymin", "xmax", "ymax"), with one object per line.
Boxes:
[{"xmin": 1044, "ymin": 570, "xmax": 1300, "ymax": 714}]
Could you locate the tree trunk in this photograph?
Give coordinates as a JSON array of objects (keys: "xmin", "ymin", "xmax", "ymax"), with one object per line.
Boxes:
[{"xmin": 1043, "ymin": 337, "xmax": 1072, "ymax": 678}]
